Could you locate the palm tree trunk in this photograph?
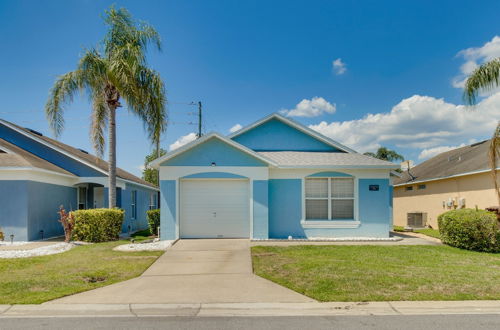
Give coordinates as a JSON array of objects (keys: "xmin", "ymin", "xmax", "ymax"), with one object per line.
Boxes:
[{"xmin": 108, "ymin": 104, "xmax": 117, "ymax": 208}]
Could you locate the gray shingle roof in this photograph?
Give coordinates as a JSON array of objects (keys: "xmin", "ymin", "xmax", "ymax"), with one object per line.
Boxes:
[
  {"xmin": 258, "ymin": 151, "xmax": 398, "ymax": 167},
  {"xmin": 394, "ymin": 139, "xmax": 494, "ymax": 185},
  {"xmin": 1, "ymin": 120, "xmax": 156, "ymax": 188},
  {"xmin": 0, "ymin": 138, "xmax": 75, "ymax": 176}
]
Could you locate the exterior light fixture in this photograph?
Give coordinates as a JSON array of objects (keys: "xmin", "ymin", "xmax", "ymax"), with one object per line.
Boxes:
[
  {"xmin": 211, "ymin": 162, "xmax": 216, "ymax": 166},
  {"xmin": 39, "ymin": 230, "xmax": 44, "ymax": 240},
  {"xmin": 10, "ymin": 234, "xmax": 14, "ymax": 244}
]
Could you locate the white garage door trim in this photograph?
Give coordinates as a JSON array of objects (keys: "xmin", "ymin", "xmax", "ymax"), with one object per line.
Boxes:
[{"xmin": 179, "ymin": 178, "xmax": 251, "ymax": 238}]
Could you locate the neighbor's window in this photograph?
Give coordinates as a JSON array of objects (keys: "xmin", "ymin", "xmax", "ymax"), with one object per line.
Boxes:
[
  {"xmin": 418, "ymin": 184, "xmax": 426, "ymax": 190},
  {"xmin": 149, "ymin": 192, "xmax": 157, "ymax": 210},
  {"xmin": 131, "ymin": 190, "xmax": 137, "ymax": 219},
  {"xmin": 305, "ymin": 178, "xmax": 354, "ymax": 220},
  {"xmin": 405, "ymin": 186, "xmax": 413, "ymax": 191},
  {"xmin": 78, "ymin": 187, "xmax": 87, "ymax": 210}
]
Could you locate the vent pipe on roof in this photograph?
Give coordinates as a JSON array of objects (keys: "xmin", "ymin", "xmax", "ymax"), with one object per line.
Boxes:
[{"xmin": 406, "ymin": 160, "xmax": 416, "ymax": 181}]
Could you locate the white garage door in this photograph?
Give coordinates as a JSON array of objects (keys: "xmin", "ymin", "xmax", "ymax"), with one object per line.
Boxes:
[{"xmin": 180, "ymin": 179, "xmax": 250, "ymax": 238}]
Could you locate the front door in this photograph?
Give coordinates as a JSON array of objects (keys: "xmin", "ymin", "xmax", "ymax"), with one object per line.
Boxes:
[{"xmin": 93, "ymin": 187, "xmax": 104, "ymax": 208}]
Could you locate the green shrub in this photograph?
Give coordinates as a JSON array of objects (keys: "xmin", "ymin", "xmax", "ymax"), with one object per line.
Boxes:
[
  {"xmin": 147, "ymin": 209, "xmax": 160, "ymax": 236},
  {"xmin": 71, "ymin": 208, "xmax": 124, "ymax": 243},
  {"xmin": 438, "ymin": 209, "xmax": 500, "ymax": 252},
  {"xmin": 393, "ymin": 226, "xmax": 405, "ymax": 232}
]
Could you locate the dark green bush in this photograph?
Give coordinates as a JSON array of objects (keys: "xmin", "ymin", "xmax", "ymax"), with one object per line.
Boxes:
[
  {"xmin": 438, "ymin": 209, "xmax": 500, "ymax": 252},
  {"xmin": 71, "ymin": 208, "xmax": 124, "ymax": 243},
  {"xmin": 147, "ymin": 209, "xmax": 160, "ymax": 236}
]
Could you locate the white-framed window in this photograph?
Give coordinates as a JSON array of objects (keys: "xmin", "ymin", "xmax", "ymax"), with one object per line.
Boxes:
[
  {"xmin": 149, "ymin": 192, "xmax": 157, "ymax": 210},
  {"xmin": 78, "ymin": 186, "xmax": 87, "ymax": 210},
  {"xmin": 131, "ymin": 190, "xmax": 137, "ymax": 219},
  {"xmin": 305, "ymin": 177, "xmax": 354, "ymax": 220}
]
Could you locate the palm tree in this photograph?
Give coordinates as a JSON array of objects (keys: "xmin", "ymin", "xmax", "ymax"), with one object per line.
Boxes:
[
  {"xmin": 363, "ymin": 147, "xmax": 404, "ymax": 162},
  {"xmin": 45, "ymin": 7, "xmax": 166, "ymax": 208},
  {"xmin": 464, "ymin": 58, "xmax": 500, "ymax": 205}
]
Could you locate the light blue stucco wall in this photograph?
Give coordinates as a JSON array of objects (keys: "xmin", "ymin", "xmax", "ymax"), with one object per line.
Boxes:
[
  {"xmin": 161, "ymin": 138, "xmax": 267, "ymax": 167},
  {"xmin": 160, "ymin": 180, "xmax": 177, "ymax": 240},
  {"xmin": 253, "ymin": 180, "xmax": 269, "ymax": 239},
  {"xmin": 26, "ymin": 181, "xmax": 77, "ymax": 241},
  {"xmin": 232, "ymin": 118, "xmax": 340, "ymax": 152},
  {"xmin": 0, "ymin": 123, "xmax": 104, "ymax": 177},
  {"xmin": 121, "ymin": 183, "xmax": 156, "ymax": 233},
  {"xmin": 0, "ymin": 181, "xmax": 29, "ymax": 241},
  {"xmin": 268, "ymin": 179, "xmax": 305, "ymax": 238},
  {"xmin": 0, "ymin": 180, "xmax": 77, "ymax": 241},
  {"xmin": 268, "ymin": 178, "xmax": 392, "ymax": 239}
]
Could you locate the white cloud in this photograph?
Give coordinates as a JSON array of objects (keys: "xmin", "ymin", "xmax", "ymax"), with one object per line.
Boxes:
[
  {"xmin": 418, "ymin": 144, "xmax": 466, "ymax": 160},
  {"xmin": 309, "ymin": 93, "xmax": 500, "ymax": 155},
  {"xmin": 453, "ymin": 36, "xmax": 500, "ymax": 88},
  {"xmin": 332, "ymin": 58, "xmax": 347, "ymax": 75},
  {"xmin": 229, "ymin": 123, "xmax": 242, "ymax": 133},
  {"xmin": 169, "ymin": 132, "xmax": 197, "ymax": 151},
  {"xmin": 280, "ymin": 97, "xmax": 336, "ymax": 117}
]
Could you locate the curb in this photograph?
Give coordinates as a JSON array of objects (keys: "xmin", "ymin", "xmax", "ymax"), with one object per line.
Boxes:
[{"xmin": 1, "ymin": 301, "xmax": 500, "ymax": 317}]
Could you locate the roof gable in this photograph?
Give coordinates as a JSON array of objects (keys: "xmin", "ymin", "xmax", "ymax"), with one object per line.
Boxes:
[
  {"xmin": 394, "ymin": 140, "xmax": 493, "ymax": 185},
  {"xmin": 0, "ymin": 119, "xmax": 156, "ymax": 188},
  {"xmin": 229, "ymin": 114, "xmax": 355, "ymax": 153},
  {"xmin": 152, "ymin": 133, "xmax": 274, "ymax": 168}
]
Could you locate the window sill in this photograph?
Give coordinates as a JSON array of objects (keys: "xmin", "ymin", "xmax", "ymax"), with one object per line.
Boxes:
[{"xmin": 301, "ymin": 220, "xmax": 360, "ymax": 229}]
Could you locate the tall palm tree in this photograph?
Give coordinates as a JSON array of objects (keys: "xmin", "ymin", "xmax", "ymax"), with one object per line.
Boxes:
[
  {"xmin": 363, "ymin": 147, "xmax": 404, "ymax": 162},
  {"xmin": 464, "ymin": 58, "xmax": 500, "ymax": 205},
  {"xmin": 45, "ymin": 6, "xmax": 166, "ymax": 208}
]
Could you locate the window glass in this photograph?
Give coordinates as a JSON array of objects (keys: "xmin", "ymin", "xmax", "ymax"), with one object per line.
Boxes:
[
  {"xmin": 331, "ymin": 178, "xmax": 354, "ymax": 198},
  {"xmin": 305, "ymin": 178, "xmax": 328, "ymax": 198},
  {"xmin": 306, "ymin": 200, "xmax": 328, "ymax": 219},
  {"xmin": 332, "ymin": 199, "xmax": 354, "ymax": 219}
]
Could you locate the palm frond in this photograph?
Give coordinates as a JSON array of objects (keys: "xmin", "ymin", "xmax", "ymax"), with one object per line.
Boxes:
[
  {"xmin": 45, "ymin": 70, "xmax": 84, "ymax": 137},
  {"xmin": 463, "ymin": 58, "xmax": 500, "ymax": 105},
  {"xmin": 90, "ymin": 88, "xmax": 108, "ymax": 156}
]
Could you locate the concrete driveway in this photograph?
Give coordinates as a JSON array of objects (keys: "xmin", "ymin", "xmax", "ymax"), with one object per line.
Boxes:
[{"xmin": 49, "ymin": 239, "xmax": 313, "ymax": 304}]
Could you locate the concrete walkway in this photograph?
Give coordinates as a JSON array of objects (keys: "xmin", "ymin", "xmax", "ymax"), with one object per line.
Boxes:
[{"xmin": 49, "ymin": 239, "xmax": 312, "ymax": 304}]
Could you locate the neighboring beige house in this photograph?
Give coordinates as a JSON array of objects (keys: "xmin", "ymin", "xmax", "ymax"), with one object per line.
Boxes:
[{"xmin": 393, "ymin": 140, "xmax": 499, "ymax": 229}]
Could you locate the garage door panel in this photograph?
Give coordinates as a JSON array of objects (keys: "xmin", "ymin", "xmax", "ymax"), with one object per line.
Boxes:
[{"xmin": 180, "ymin": 179, "xmax": 250, "ymax": 238}]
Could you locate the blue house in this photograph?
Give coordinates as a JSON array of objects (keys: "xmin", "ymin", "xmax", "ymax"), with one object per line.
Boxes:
[
  {"xmin": 150, "ymin": 114, "xmax": 399, "ymax": 240},
  {"xmin": 0, "ymin": 119, "xmax": 159, "ymax": 241}
]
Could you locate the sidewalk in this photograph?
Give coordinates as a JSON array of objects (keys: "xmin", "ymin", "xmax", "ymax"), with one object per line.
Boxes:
[{"xmin": 1, "ymin": 301, "xmax": 500, "ymax": 317}]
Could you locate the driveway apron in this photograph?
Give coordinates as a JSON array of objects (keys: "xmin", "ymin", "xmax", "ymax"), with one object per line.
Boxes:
[{"xmin": 48, "ymin": 239, "xmax": 312, "ymax": 304}]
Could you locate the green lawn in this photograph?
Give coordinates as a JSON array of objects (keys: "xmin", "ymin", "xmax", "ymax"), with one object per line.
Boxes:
[
  {"xmin": 0, "ymin": 240, "xmax": 162, "ymax": 304},
  {"xmin": 414, "ymin": 228, "xmax": 440, "ymax": 239},
  {"xmin": 252, "ymin": 245, "xmax": 500, "ymax": 301}
]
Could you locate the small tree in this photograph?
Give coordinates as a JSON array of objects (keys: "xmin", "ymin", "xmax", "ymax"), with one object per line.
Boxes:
[
  {"xmin": 58, "ymin": 205, "xmax": 75, "ymax": 243},
  {"xmin": 363, "ymin": 147, "xmax": 404, "ymax": 162},
  {"xmin": 142, "ymin": 148, "xmax": 166, "ymax": 186}
]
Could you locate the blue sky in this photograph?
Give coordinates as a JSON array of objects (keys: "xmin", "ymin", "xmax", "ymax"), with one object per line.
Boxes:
[{"xmin": 1, "ymin": 0, "xmax": 500, "ymax": 176}]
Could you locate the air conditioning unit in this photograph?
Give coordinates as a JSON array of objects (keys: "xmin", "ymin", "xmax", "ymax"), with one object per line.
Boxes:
[{"xmin": 407, "ymin": 212, "xmax": 427, "ymax": 228}]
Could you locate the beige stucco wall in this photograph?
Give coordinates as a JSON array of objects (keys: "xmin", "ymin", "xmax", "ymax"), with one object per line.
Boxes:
[{"xmin": 393, "ymin": 171, "xmax": 499, "ymax": 228}]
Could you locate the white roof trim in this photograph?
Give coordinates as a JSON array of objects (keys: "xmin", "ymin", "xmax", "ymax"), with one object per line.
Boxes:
[
  {"xmin": 275, "ymin": 165, "xmax": 399, "ymax": 169},
  {"xmin": 228, "ymin": 113, "xmax": 357, "ymax": 153},
  {"xmin": 390, "ymin": 170, "xmax": 403, "ymax": 178},
  {"xmin": 0, "ymin": 166, "xmax": 77, "ymax": 178},
  {"xmin": 393, "ymin": 168, "xmax": 500, "ymax": 187},
  {"xmin": 149, "ymin": 132, "xmax": 278, "ymax": 168},
  {"xmin": 0, "ymin": 119, "xmax": 109, "ymax": 176}
]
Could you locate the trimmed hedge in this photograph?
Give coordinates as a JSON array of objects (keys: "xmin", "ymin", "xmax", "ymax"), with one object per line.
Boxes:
[
  {"xmin": 147, "ymin": 209, "xmax": 160, "ymax": 236},
  {"xmin": 71, "ymin": 208, "xmax": 124, "ymax": 243},
  {"xmin": 438, "ymin": 209, "xmax": 500, "ymax": 252}
]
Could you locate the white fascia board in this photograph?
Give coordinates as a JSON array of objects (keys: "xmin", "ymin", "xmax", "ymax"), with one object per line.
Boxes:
[
  {"xmin": 0, "ymin": 120, "xmax": 109, "ymax": 176},
  {"xmin": 149, "ymin": 133, "xmax": 277, "ymax": 168},
  {"xmin": 393, "ymin": 168, "xmax": 500, "ymax": 187},
  {"xmin": 0, "ymin": 167, "xmax": 78, "ymax": 186},
  {"xmin": 276, "ymin": 164, "xmax": 400, "ymax": 169},
  {"xmin": 122, "ymin": 179, "xmax": 159, "ymax": 191},
  {"xmin": 390, "ymin": 170, "xmax": 403, "ymax": 178},
  {"xmin": 227, "ymin": 113, "xmax": 357, "ymax": 154}
]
